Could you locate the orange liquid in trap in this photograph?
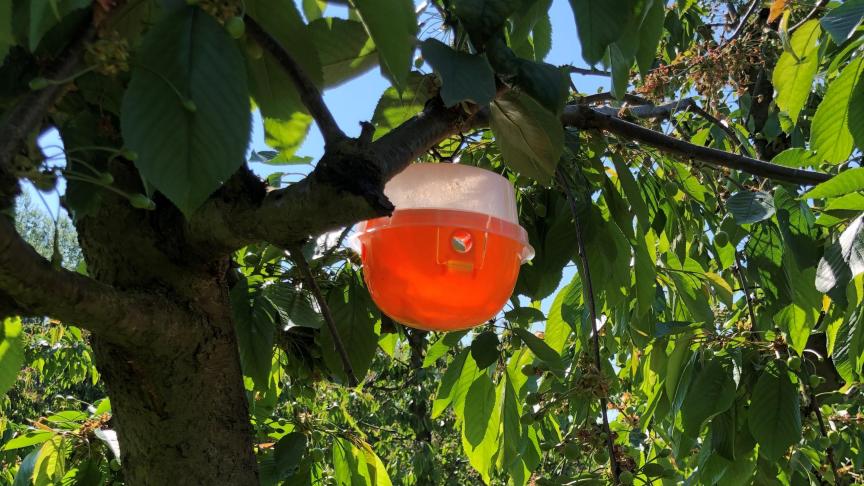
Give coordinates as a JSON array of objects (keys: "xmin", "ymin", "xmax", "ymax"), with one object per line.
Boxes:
[{"xmin": 357, "ymin": 209, "xmax": 527, "ymax": 331}]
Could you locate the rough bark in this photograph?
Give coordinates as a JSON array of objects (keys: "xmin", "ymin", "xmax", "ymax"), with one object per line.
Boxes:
[{"xmin": 74, "ymin": 164, "xmax": 258, "ymax": 485}]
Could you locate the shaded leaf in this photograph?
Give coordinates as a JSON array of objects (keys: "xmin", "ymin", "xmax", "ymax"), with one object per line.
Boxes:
[
  {"xmin": 470, "ymin": 331, "xmax": 499, "ymax": 369},
  {"xmin": 353, "ymin": 0, "xmax": 416, "ymax": 89},
  {"xmin": 821, "ymin": 0, "xmax": 864, "ymax": 44},
  {"xmin": 121, "ymin": 7, "xmax": 250, "ymax": 216},
  {"xmin": 308, "ymin": 18, "xmax": 377, "ymax": 87},
  {"xmin": 490, "ymin": 91, "xmax": 563, "ymax": 183},
  {"xmin": 420, "ymin": 39, "xmax": 496, "ymax": 106},
  {"xmin": 748, "ymin": 361, "xmax": 801, "ymax": 460},
  {"xmin": 727, "ymin": 191, "xmax": 775, "ymax": 225}
]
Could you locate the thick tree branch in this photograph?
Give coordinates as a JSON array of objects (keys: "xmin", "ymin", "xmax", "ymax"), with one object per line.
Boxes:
[
  {"xmin": 245, "ymin": 16, "xmax": 346, "ymax": 146},
  {"xmin": 561, "ymin": 104, "xmax": 831, "ymax": 185},
  {"xmin": 0, "ymin": 218, "xmax": 189, "ymax": 347},
  {"xmin": 190, "ymin": 96, "xmax": 479, "ymax": 249}
]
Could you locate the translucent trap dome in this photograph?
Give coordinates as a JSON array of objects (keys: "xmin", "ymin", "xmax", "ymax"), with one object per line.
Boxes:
[{"xmin": 352, "ymin": 163, "xmax": 534, "ymax": 331}]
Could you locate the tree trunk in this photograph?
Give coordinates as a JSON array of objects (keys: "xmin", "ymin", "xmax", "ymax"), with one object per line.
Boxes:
[{"xmin": 74, "ymin": 170, "xmax": 258, "ymax": 485}]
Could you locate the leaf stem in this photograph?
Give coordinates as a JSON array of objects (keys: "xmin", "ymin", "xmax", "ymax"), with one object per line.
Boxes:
[
  {"xmin": 556, "ymin": 166, "xmax": 621, "ymax": 482},
  {"xmin": 288, "ymin": 243, "xmax": 359, "ymax": 387}
]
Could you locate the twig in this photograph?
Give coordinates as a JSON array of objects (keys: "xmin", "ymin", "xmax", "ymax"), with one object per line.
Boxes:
[
  {"xmin": 288, "ymin": 244, "xmax": 358, "ymax": 386},
  {"xmin": 0, "ymin": 19, "xmax": 95, "ymax": 192},
  {"xmin": 564, "ymin": 65, "xmax": 612, "ymax": 77},
  {"xmin": 556, "ymin": 167, "xmax": 620, "ymax": 482},
  {"xmin": 576, "ymin": 92, "xmax": 652, "ymax": 106},
  {"xmin": 722, "ymin": 0, "xmax": 759, "ymax": 47},
  {"xmin": 245, "ymin": 17, "xmax": 346, "ymax": 147},
  {"xmin": 790, "ymin": 0, "xmax": 830, "ymax": 33},
  {"xmin": 703, "ymin": 170, "xmax": 758, "ymax": 330},
  {"xmin": 561, "ymin": 105, "xmax": 831, "ymax": 185}
]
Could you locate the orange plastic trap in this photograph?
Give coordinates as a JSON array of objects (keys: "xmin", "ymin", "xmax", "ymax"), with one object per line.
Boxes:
[{"xmin": 352, "ymin": 164, "xmax": 533, "ymax": 331}]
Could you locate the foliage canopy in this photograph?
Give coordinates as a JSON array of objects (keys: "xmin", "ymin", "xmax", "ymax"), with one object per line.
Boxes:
[{"xmin": 1, "ymin": 0, "xmax": 864, "ymax": 484}]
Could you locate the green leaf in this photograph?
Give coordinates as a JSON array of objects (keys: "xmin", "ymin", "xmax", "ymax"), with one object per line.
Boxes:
[
  {"xmin": 748, "ymin": 360, "xmax": 801, "ymax": 461},
  {"xmin": 470, "ymin": 331, "xmax": 500, "ymax": 369},
  {"xmin": 12, "ymin": 448, "xmax": 40, "ymax": 486},
  {"xmin": 246, "ymin": 0, "xmax": 322, "ymax": 118},
  {"xmin": 811, "ymin": 57, "xmax": 864, "ymax": 164},
  {"xmin": 420, "ymin": 39, "xmax": 496, "ymax": 107},
  {"xmin": 0, "ymin": 316, "xmax": 24, "ymax": 397},
  {"xmin": 803, "ymin": 168, "xmax": 864, "ymax": 199},
  {"xmin": 462, "ymin": 374, "xmax": 496, "ymax": 447},
  {"xmin": 309, "ymin": 18, "xmax": 377, "ymax": 88},
  {"xmin": 33, "ymin": 435, "xmax": 64, "ymax": 486},
  {"xmin": 230, "ymin": 279, "xmax": 275, "ymax": 390},
  {"xmin": 332, "ymin": 438, "xmax": 372, "ymax": 486},
  {"xmin": 726, "ymin": 191, "xmax": 776, "ymax": 225},
  {"xmin": 2, "ymin": 431, "xmax": 54, "ymax": 451},
  {"xmin": 776, "ymin": 303, "xmax": 816, "ymax": 356},
  {"xmin": 820, "ymin": 0, "xmax": 864, "ymax": 44},
  {"xmin": 422, "ymin": 330, "xmax": 467, "ymax": 368},
  {"xmin": 636, "ymin": 0, "xmax": 665, "ymax": 75},
  {"xmin": 28, "ymin": 0, "xmax": 91, "ymax": 51},
  {"xmin": 545, "ymin": 278, "xmax": 581, "ymax": 354},
  {"xmin": 274, "ymin": 432, "xmax": 307, "ymax": 478},
  {"xmin": 569, "ymin": 0, "xmax": 634, "ymax": 65},
  {"xmin": 263, "ymin": 284, "xmax": 322, "ymax": 329},
  {"xmin": 633, "ymin": 238, "xmax": 656, "ymax": 317},
  {"xmin": 815, "ymin": 214, "xmax": 864, "ymax": 294},
  {"xmin": 263, "ymin": 114, "xmax": 313, "ymax": 160},
  {"xmin": 772, "ymin": 20, "xmax": 821, "ymax": 124},
  {"xmin": 490, "ymin": 91, "xmax": 563, "ymax": 183},
  {"xmin": 431, "ymin": 349, "xmax": 469, "ymax": 417},
  {"xmin": 453, "ymin": 0, "xmax": 520, "ymax": 49},
  {"xmin": 504, "ymin": 307, "xmax": 546, "ymax": 325},
  {"xmin": 833, "ymin": 301, "xmax": 864, "ymax": 381},
  {"xmin": 512, "ymin": 327, "xmax": 562, "ymax": 370},
  {"xmin": 371, "ymin": 72, "xmax": 437, "ymax": 139},
  {"xmin": 461, "ymin": 373, "xmax": 499, "ymax": 483},
  {"xmin": 121, "ymin": 7, "xmax": 251, "ymax": 217},
  {"xmin": 352, "ymin": 0, "xmax": 416, "ymax": 90},
  {"xmin": 499, "ymin": 369, "xmax": 523, "ymax": 470},
  {"xmin": 850, "ymin": 71, "xmax": 864, "ymax": 153},
  {"xmin": 771, "ymin": 148, "xmax": 820, "ymax": 168},
  {"xmin": 680, "ymin": 357, "xmax": 736, "ymax": 435},
  {"xmin": 302, "ymin": 0, "xmax": 326, "ymax": 21},
  {"xmin": 609, "ymin": 43, "xmax": 632, "ymax": 99},
  {"xmin": 320, "ymin": 272, "xmax": 379, "ymax": 382},
  {"xmin": 512, "ymin": 60, "xmax": 569, "ymax": 114}
]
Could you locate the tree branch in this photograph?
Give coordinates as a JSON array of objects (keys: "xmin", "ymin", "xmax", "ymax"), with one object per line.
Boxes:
[
  {"xmin": 557, "ymin": 168, "xmax": 620, "ymax": 482},
  {"xmin": 190, "ymin": 96, "xmax": 479, "ymax": 248},
  {"xmin": 722, "ymin": 0, "xmax": 759, "ymax": 47},
  {"xmin": 790, "ymin": 0, "xmax": 830, "ymax": 33},
  {"xmin": 245, "ymin": 16, "xmax": 346, "ymax": 146},
  {"xmin": 0, "ymin": 19, "xmax": 95, "ymax": 205},
  {"xmin": 0, "ymin": 217, "xmax": 190, "ymax": 347},
  {"xmin": 288, "ymin": 243, "xmax": 358, "ymax": 387},
  {"xmin": 561, "ymin": 104, "xmax": 831, "ymax": 185},
  {"xmin": 564, "ymin": 65, "xmax": 612, "ymax": 77}
]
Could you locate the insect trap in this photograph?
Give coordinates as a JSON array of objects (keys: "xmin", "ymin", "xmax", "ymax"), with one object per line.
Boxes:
[{"xmin": 352, "ymin": 163, "xmax": 534, "ymax": 331}]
